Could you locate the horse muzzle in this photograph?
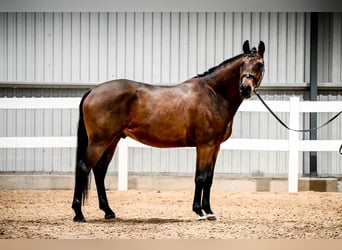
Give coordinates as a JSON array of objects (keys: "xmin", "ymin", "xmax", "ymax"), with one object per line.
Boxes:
[
  {"xmin": 239, "ymin": 83, "xmax": 253, "ymax": 98},
  {"xmin": 240, "ymin": 72, "xmax": 259, "ymax": 98}
]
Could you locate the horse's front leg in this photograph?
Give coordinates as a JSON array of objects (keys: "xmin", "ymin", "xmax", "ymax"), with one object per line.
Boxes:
[{"xmin": 193, "ymin": 145, "xmax": 220, "ymax": 221}]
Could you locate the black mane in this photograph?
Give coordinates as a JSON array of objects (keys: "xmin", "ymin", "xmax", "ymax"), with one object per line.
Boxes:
[{"xmin": 194, "ymin": 54, "xmax": 244, "ymax": 78}]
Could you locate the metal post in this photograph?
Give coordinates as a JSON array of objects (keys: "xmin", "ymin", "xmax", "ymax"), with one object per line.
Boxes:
[
  {"xmin": 309, "ymin": 12, "xmax": 318, "ymax": 177},
  {"xmin": 288, "ymin": 97, "xmax": 300, "ymax": 192}
]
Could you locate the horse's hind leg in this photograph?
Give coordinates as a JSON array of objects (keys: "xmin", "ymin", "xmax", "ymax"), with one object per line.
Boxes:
[
  {"xmin": 72, "ymin": 140, "xmax": 114, "ymax": 222},
  {"xmin": 93, "ymin": 139, "xmax": 119, "ymax": 219},
  {"xmin": 72, "ymin": 142, "xmax": 109, "ymax": 222},
  {"xmin": 72, "ymin": 159, "xmax": 90, "ymax": 222}
]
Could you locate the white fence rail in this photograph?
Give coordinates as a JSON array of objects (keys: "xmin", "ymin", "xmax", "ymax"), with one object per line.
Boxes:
[{"xmin": 0, "ymin": 97, "xmax": 341, "ymax": 192}]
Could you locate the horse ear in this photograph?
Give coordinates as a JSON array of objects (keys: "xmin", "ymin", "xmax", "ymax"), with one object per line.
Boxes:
[
  {"xmin": 258, "ymin": 41, "xmax": 265, "ymax": 58},
  {"xmin": 243, "ymin": 40, "xmax": 250, "ymax": 54}
]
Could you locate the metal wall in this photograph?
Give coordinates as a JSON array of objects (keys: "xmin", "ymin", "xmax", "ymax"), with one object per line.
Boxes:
[
  {"xmin": 0, "ymin": 12, "xmax": 341, "ymax": 177},
  {"xmin": 315, "ymin": 13, "xmax": 342, "ymax": 176},
  {"xmin": 0, "ymin": 12, "xmax": 310, "ymax": 84},
  {"xmin": 317, "ymin": 13, "xmax": 342, "ymax": 85}
]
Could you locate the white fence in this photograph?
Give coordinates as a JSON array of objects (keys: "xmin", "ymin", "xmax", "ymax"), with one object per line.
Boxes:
[{"xmin": 0, "ymin": 97, "xmax": 341, "ymax": 192}]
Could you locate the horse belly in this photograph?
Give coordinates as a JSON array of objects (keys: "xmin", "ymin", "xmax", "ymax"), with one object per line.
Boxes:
[{"xmin": 124, "ymin": 120, "xmax": 189, "ymax": 148}]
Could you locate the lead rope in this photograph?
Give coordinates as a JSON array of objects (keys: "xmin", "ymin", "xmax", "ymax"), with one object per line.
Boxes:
[{"xmin": 253, "ymin": 89, "xmax": 342, "ymax": 155}]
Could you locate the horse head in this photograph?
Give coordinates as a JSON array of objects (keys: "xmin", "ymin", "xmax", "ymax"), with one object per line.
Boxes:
[{"xmin": 239, "ymin": 40, "xmax": 265, "ymax": 98}]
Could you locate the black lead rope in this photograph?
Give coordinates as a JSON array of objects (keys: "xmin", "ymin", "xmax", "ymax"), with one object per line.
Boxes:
[{"xmin": 253, "ymin": 89, "xmax": 342, "ymax": 155}]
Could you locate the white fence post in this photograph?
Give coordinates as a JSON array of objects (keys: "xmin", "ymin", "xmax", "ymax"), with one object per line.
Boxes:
[
  {"xmin": 117, "ymin": 139, "xmax": 128, "ymax": 191},
  {"xmin": 288, "ymin": 97, "xmax": 300, "ymax": 192}
]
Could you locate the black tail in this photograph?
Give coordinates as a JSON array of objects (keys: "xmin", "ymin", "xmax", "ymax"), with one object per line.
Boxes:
[{"xmin": 75, "ymin": 90, "xmax": 92, "ymax": 204}]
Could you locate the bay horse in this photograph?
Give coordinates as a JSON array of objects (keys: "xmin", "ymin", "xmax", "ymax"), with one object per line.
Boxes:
[{"xmin": 72, "ymin": 40, "xmax": 265, "ymax": 222}]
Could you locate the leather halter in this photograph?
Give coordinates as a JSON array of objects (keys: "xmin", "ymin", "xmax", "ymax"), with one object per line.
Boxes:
[
  {"xmin": 240, "ymin": 56, "xmax": 265, "ymax": 88},
  {"xmin": 240, "ymin": 72, "xmax": 260, "ymax": 87}
]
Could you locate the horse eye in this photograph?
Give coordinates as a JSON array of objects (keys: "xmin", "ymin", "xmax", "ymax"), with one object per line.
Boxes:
[
  {"xmin": 240, "ymin": 62, "xmax": 245, "ymax": 71},
  {"xmin": 257, "ymin": 63, "xmax": 264, "ymax": 71},
  {"xmin": 260, "ymin": 64, "xmax": 265, "ymax": 76}
]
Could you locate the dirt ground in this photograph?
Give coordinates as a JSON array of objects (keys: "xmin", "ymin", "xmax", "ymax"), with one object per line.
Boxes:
[{"xmin": 0, "ymin": 189, "xmax": 341, "ymax": 239}]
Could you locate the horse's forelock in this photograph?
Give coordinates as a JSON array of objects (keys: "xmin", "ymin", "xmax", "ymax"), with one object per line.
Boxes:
[{"xmin": 250, "ymin": 47, "xmax": 257, "ymax": 56}]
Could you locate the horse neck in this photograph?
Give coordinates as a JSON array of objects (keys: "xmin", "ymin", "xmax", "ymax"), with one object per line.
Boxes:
[{"xmin": 206, "ymin": 56, "xmax": 244, "ymax": 109}]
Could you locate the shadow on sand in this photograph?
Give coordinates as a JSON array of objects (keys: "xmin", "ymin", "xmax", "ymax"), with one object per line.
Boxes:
[{"xmin": 87, "ymin": 217, "xmax": 193, "ymax": 224}]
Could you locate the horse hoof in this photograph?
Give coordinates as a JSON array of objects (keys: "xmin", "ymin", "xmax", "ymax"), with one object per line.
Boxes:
[
  {"xmin": 206, "ymin": 214, "xmax": 217, "ymax": 220},
  {"xmin": 196, "ymin": 215, "xmax": 207, "ymax": 221},
  {"xmin": 105, "ymin": 213, "xmax": 116, "ymax": 220},
  {"xmin": 73, "ymin": 215, "xmax": 86, "ymax": 223}
]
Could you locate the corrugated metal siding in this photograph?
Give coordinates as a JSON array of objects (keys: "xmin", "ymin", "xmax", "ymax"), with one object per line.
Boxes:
[
  {"xmin": 317, "ymin": 13, "xmax": 342, "ymax": 85},
  {"xmin": 0, "ymin": 88, "xmax": 89, "ymax": 173},
  {"xmin": 0, "ymin": 12, "xmax": 310, "ymax": 84},
  {"xmin": 0, "ymin": 12, "xmax": 341, "ymax": 177},
  {"xmin": 316, "ymin": 91, "xmax": 342, "ymax": 176},
  {"xmin": 0, "ymin": 92, "xmax": 78, "ymax": 173},
  {"xmin": 314, "ymin": 13, "xmax": 342, "ymax": 176},
  {"xmin": 221, "ymin": 91, "xmax": 305, "ymax": 177}
]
